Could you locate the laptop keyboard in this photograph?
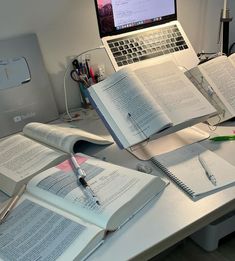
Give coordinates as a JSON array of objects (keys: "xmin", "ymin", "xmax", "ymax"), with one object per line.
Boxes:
[{"xmin": 107, "ymin": 24, "xmax": 188, "ymax": 67}]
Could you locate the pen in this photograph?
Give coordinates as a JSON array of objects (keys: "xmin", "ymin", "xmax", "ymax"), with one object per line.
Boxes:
[
  {"xmin": 209, "ymin": 135, "xmax": 235, "ymax": 141},
  {"xmin": 198, "ymin": 154, "xmax": 217, "ymax": 186},
  {"xmin": 127, "ymin": 113, "xmax": 145, "ymax": 135},
  {"xmin": 0, "ymin": 184, "xmax": 26, "ymax": 224},
  {"xmin": 70, "ymin": 154, "xmax": 100, "ymax": 205}
]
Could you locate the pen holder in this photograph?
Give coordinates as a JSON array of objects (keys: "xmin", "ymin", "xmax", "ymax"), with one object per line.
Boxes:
[{"xmin": 79, "ymin": 82, "xmax": 92, "ymax": 109}]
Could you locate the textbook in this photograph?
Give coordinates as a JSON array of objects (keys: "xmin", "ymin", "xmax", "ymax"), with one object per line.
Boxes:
[
  {"xmin": 185, "ymin": 54, "xmax": 235, "ymax": 125},
  {"xmin": 151, "ymin": 143, "xmax": 235, "ymax": 200},
  {"xmin": 86, "ymin": 60, "xmax": 216, "ymax": 149},
  {"xmin": 0, "ymin": 122, "xmax": 112, "ymax": 196},
  {"xmin": 0, "ymin": 154, "xmax": 168, "ymax": 261}
]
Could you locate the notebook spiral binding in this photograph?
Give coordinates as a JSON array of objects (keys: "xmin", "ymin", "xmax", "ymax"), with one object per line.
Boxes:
[{"xmin": 151, "ymin": 157, "xmax": 196, "ymax": 197}]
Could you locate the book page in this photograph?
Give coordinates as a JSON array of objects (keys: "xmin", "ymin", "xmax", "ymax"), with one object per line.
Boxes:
[
  {"xmin": 23, "ymin": 122, "xmax": 113, "ymax": 153},
  {"xmin": 0, "ymin": 134, "xmax": 67, "ymax": 195},
  {"xmin": 27, "ymin": 154, "xmax": 167, "ymax": 231},
  {"xmin": 0, "ymin": 195, "xmax": 104, "ymax": 261},
  {"xmin": 88, "ymin": 68, "xmax": 172, "ymax": 148},
  {"xmin": 199, "ymin": 55, "xmax": 235, "ymax": 115},
  {"xmin": 185, "ymin": 67, "xmax": 234, "ymax": 125},
  {"xmin": 133, "ymin": 61, "xmax": 216, "ymax": 125}
]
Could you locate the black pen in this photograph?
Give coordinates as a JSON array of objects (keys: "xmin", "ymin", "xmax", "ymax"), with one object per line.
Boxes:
[{"xmin": 70, "ymin": 154, "xmax": 100, "ymax": 205}]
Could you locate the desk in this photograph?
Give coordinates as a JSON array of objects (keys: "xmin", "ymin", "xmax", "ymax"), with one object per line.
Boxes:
[
  {"xmin": 0, "ymin": 119, "xmax": 234, "ymax": 261},
  {"xmin": 72, "ymin": 118, "xmax": 235, "ymax": 261}
]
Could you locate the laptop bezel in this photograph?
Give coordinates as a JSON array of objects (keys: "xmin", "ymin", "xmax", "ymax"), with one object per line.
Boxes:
[{"xmin": 94, "ymin": 0, "xmax": 177, "ymax": 38}]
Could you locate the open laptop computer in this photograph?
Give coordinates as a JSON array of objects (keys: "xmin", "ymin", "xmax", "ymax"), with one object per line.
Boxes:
[{"xmin": 94, "ymin": 0, "xmax": 199, "ymax": 71}]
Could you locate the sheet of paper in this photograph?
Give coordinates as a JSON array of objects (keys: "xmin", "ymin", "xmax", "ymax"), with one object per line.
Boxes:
[{"xmin": 153, "ymin": 143, "xmax": 235, "ymax": 197}]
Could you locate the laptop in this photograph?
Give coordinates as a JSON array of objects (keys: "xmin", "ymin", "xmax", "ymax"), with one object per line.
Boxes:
[{"xmin": 94, "ymin": 0, "xmax": 199, "ymax": 71}]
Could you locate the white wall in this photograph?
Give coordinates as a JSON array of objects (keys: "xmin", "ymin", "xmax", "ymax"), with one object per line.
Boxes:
[{"xmin": 0, "ymin": 0, "xmax": 234, "ymax": 113}]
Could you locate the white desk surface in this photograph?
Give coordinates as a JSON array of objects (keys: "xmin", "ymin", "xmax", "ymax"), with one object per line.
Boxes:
[
  {"xmin": 71, "ymin": 118, "xmax": 235, "ymax": 261},
  {"xmin": 0, "ymin": 118, "xmax": 234, "ymax": 261}
]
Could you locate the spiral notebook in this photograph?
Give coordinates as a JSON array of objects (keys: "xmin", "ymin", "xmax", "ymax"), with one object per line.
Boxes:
[{"xmin": 151, "ymin": 143, "xmax": 235, "ymax": 200}]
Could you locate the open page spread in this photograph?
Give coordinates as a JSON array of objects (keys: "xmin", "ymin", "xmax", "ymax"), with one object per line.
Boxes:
[
  {"xmin": 133, "ymin": 60, "xmax": 216, "ymax": 124},
  {"xmin": 88, "ymin": 60, "xmax": 216, "ymax": 149},
  {"xmin": 0, "ymin": 134, "xmax": 67, "ymax": 196},
  {"xmin": 0, "ymin": 194, "xmax": 105, "ymax": 261},
  {"xmin": 27, "ymin": 154, "xmax": 167, "ymax": 231},
  {"xmin": 88, "ymin": 68, "xmax": 172, "ymax": 149},
  {"xmin": 23, "ymin": 122, "xmax": 113, "ymax": 153}
]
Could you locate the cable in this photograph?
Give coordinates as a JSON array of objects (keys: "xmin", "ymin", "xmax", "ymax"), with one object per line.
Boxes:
[
  {"xmin": 229, "ymin": 42, "xmax": 235, "ymax": 55},
  {"xmin": 63, "ymin": 46, "xmax": 105, "ymax": 122}
]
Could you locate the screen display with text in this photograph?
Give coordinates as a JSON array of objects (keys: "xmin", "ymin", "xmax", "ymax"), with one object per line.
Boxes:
[
  {"xmin": 95, "ymin": 0, "xmax": 176, "ymax": 36},
  {"xmin": 112, "ymin": 0, "xmax": 175, "ymax": 28}
]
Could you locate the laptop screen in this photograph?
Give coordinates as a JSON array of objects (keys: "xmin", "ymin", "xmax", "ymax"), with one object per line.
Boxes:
[{"xmin": 94, "ymin": 0, "xmax": 177, "ymax": 37}]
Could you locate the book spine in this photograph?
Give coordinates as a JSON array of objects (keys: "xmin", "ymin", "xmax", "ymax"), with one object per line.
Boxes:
[
  {"xmin": 151, "ymin": 157, "xmax": 195, "ymax": 198},
  {"xmin": 85, "ymin": 88, "xmax": 124, "ymax": 149}
]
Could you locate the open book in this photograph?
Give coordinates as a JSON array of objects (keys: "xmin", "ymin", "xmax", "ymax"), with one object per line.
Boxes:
[
  {"xmin": 86, "ymin": 60, "xmax": 216, "ymax": 149},
  {"xmin": 0, "ymin": 122, "xmax": 112, "ymax": 196},
  {"xmin": 0, "ymin": 154, "xmax": 168, "ymax": 261},
  {"xmin": 185, "ymin": 54, "xmax": 235, "ymax": 125},
  {"xmin": 152, "ymin": 143, "xmax": 235, "ymax": 200}
]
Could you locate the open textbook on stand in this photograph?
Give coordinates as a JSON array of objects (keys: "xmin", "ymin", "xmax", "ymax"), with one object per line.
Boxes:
[
  {"xmin": 0, "ymin": 122, "xmax": 112, "ymax": 196},
  {"xmin": 86, "ymin": 60, "xmax": 216, "ymax": 149},
  {"xmin": 152, "ymin": 143, "xmax": 235, "ymax": 200},
  {"xmin": 0, "ymin": 154, "xmax": 168, "ymax": 261},
  {"xmin": 185, "ymin": 54, "xmax": 235, "ymax": 125}
]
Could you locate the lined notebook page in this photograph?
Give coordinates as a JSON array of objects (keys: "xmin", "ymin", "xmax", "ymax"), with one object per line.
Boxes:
[{"xmin": 152, "ymin": 143, "xmax": 235, "ymax": 199}]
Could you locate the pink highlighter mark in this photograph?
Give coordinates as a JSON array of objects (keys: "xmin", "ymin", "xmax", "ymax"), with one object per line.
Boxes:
[
  {"xmin": 233, "ymin": 130, "xmax": 235, "ymax": 134},
  {"xmin": 57, "ymin": 155, "xmax": 87, "ymax": 172}
]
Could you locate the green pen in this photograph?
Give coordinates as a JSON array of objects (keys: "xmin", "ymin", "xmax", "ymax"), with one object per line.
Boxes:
[{"xmin": 209, "ymin": 135, "xmax": 235, "ymax": 141}]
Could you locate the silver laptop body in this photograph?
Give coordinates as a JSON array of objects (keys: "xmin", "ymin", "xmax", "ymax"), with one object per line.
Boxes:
[{"xmin": 94, "ymin": 0, "xmax": 199, "ymax": 71}]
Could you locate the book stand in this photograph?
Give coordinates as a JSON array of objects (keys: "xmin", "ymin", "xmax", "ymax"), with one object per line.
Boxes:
[{"xmin": 128, "ymin": 126, "xmax": 209, "ymax": 160}]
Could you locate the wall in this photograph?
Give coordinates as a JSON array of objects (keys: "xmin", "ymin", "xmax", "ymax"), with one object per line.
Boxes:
[{"xmin": 0, "ymin": 0, "xmax": 234, "ymax": 113}]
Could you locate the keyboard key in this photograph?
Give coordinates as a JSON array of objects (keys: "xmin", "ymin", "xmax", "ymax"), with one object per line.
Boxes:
[
  {"xmin": 111, "ymin": 47, "xmax": 118, "ymax": 53},
  {"xmin": 176, "ymin": 41, "xmax": 186, "ymax": 46},
  {"xmin": 113, "ymin": 51, "xmax": 122, "ymax": 57},
  {"xmin": 116, "ymin": 56, "xmax": 126, "ymax": 62},
  {"xmin": 139, "ymin": 52, "xmax": 160, "ymax": 61}
]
